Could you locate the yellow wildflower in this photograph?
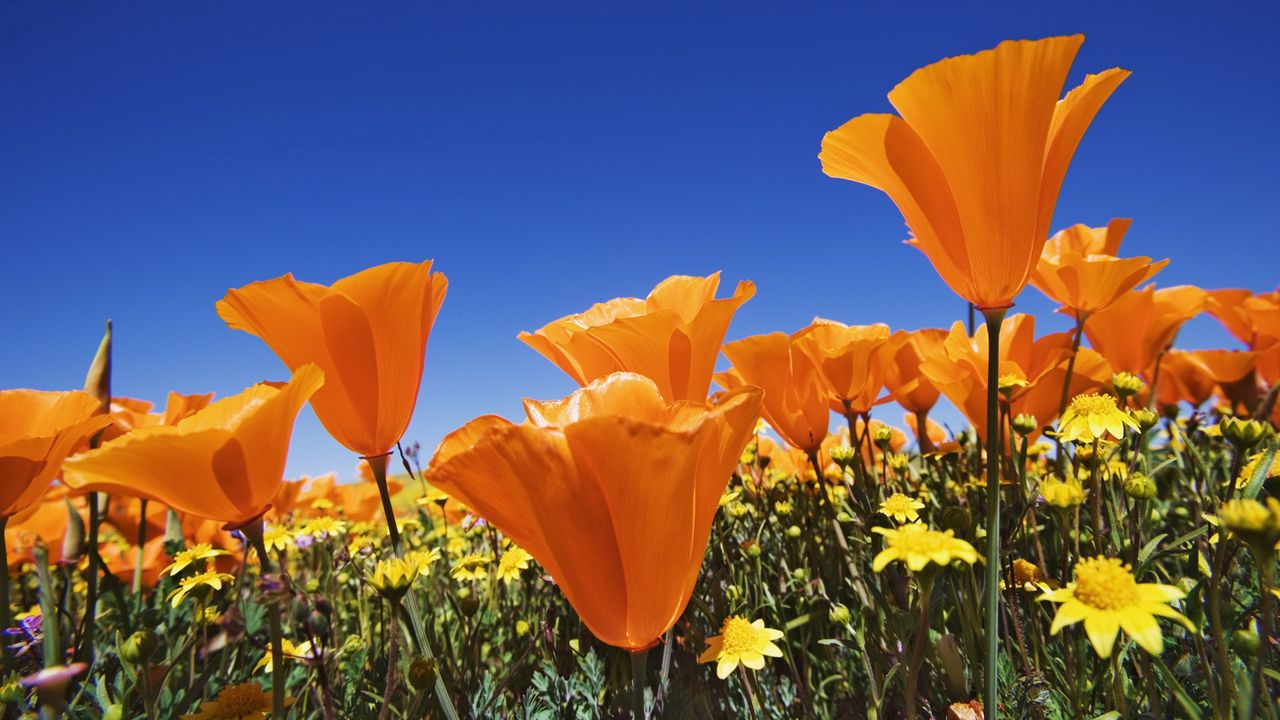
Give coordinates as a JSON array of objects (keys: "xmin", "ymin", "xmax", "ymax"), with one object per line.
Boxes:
[
  {"xmin": 496, "ymin": 546, "xmax": 532, "ymax": 584},
  {"xmin": 698, "ymin": 616, "xmax": 785, "ymax": 679},
  {"xmin": 879, "ymin": 493, "xmax": 925, "ymax": 524},
  {"xmin": 451, "ymin": 553, "xmax": 490, "ymax": 582},
  {"xmin": 167, "ymin": 571, "xmax": 234, "ymax": 608},
  {"xmin": 1040, "ymin": 557, "xmax": 1193, "ymax": 658},
  {"xmin": 1040, "ymin": 475, "xmax": 1086, "ymax": 509},
  {"xmin": 871, "ymin": 523, "xmax": 979, "ymax": 572},
  {"xmin": 1057, "ymin": 393, "xmax": 1139, "ymax": 443},
  {"xmin": 163, "ymin": 544, "xmax": 230, "ymax": 577}
]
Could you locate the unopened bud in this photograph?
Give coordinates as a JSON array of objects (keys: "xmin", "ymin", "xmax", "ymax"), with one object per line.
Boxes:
[
  {"xmin": 120, "ymin": 631, "xmax": 158, "ymax": 666},
  {"xmin": 828, "ymin": 603, "xmax": 851, "ymax": 625},
  {"xmin": 408, "ymin": 656, "xmax": 438, "ymax": 690},
  {"xmin": 1123, "ymin": 472, "xmax": 1157, "ymax": 500},
  {"xmin": 1112, "ymin": 372, "xmax": 1144, "ymax": 398},
  {"xmin": 1011, "ymin": 414, "xmax": 1037, "ymax": 436}
]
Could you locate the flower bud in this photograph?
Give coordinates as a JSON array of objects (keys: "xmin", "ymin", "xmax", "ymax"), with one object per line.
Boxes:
[
  {"xmin": 873, "ymin": 426, "xmax": 894, "ymax": 449},
  {"xmin": 1011, "ymin": 413, "xmax": 1038, "ymax": 436},
  {"xmin": 1130, "ymin": 408, "xmax": 1159, "ymax": 433},
  {"xmin": 103, "ymin": 705, "xmax": 125, "ymax": 720},
  {"xmin": 1111, "ymin": 371, "xmax": 1144, "ymax": 398},
  {"xmin": 828, "ymin": 603, "xmax": 851, "ymax": 625},
  {"xmin": 60, "ymin": 500, "xmax": 85, "ymax": 565},
  {"xmin": 829, "ymin": 445, "xmax": 855, "ymax": 468},
  {"xmin": 941, "ymin": 506, "xmax": 972, "ymax": 536},
  {"xmin": 786, "ymin": 525, "xmax": 802, "ymax": 538},
  {"xmin": 1122, "ymin": 472, "xmax": 1157, "ymax": 501},
  {"xmin": 1231, "ymin": 628, "xmax": 1261, "ymax": 658},
  {"xmin": 725, "ymin": 584, "xmax": 742, "ymax": 603},
  {"xmin": 458, "ymin": 594, "xmax": 481, "ymax": 618},
  {"xmin": 408, "ymin": 656, "xmax": 438, "ymax": 690},
  {"xmin": 120, "ymin": 631, "xmax": 158, "ymax": 666},
  {"xmin": 1221, "ymin": 416, "xmax": 1272, "ymax": 450}
]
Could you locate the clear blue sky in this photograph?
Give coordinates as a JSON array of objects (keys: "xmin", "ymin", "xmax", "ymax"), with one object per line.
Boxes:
[{"xmin": 3, "ymin": 2, "xmax": 1276, "ymax": 480}]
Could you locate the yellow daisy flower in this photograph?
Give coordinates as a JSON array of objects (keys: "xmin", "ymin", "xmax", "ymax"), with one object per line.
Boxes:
[
  {"xmin": 254, "ymin": 639, "xmax": 317, "ymax": 673},
  {"xmin": 879, "ymin": 493, "xmax": 925, "ymax": 523},
  {"xmin": 405, "ymin": 548, "xmax": 442, "ymax": 574},
  {"xmin": 1056, "ymin": 393, "xmax": 1139, "ymax": 443},
  {"xmin": 496, "ymin": 546, "xmax": 532, "ymax": 584},
  {"xmin": 1040, "ymin": 557, "xmax": 1194, "ymax": 658},
  {"xmin": 451, "ymin": 552, "xmax": 490, "ymax": 582},
  {"xmin": 167, "ymin": 570, "xmax": 235, "ymax": 608},
  {"xmin": 180, "ymin": 681, "xmax": 293, "ymax": 720},
  {"xmin": 698, "ymin": 616, "xmax": 785, "ymax": 679},
  {"xmin": 1039, "ymin": 475, "xmax": 1086, "ymax": 509},
  {"xmin": 261, "ymin": 525, "xmax": 296, "ymax": 554},
  {"xmin": 871, "ymin": 523, "xmax": 979, "ymax": 572},
  {"xmin": 163, "ymin": 543, "xmax": 230, "ymax": 577},
  {"xmin": 370, "ymin": 557, "xmax": 419, "ymax": 600}
]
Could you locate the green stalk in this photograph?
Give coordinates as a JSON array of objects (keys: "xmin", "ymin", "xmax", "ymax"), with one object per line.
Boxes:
[
  {"xmin": 903, "ymin": 571, "xmax": 936, "ymax": 720},
  {"xmin": 981, "ymin": 307, "xmax": 1007, "ymax": 720},
  {"xmin": 367, "ymin": 453, "xmax": 460, "ymax": 720},
  {"xmin": 133, "ymin": 499, "xmax": 149, "ymax": 598},
  {"xmin": 630, "ymin": 648, "xmax": 650, "ymax": 720},
  {"xmin": 241, "ymin": 519, "xmax": 286, "ymax": 720}
]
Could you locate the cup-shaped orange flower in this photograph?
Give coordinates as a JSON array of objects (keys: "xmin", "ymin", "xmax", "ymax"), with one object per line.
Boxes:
[
  {"xmin": 1029, "ymin": 221, "xmax": 1167, "ymax": 320},
  {"xmin": 1185, "ymin": 349, "xmax": 1260, "ymax": 414},
  {"xmin": 0, "ymin": 390, "xmax": 112, "ymax": 519},
  {"xmin": 424, "ymin": 373, "xmax": 762, "ymax": 649},
  {"xmin": 920, "ymin": 315, "xmax": 1109, "ymax": 440},
  {"xmin": 883, "ymin": 329, "xmax": 949, "ymax": 416},
  {"xmin": 519, "ymin": 273, "xmax": 755, "ymax": 402},
  {"xmin": 216, "ymin": 261, "xmax": 447, "ymax": 457},
  {"xmin": 103, "ymin": 392, "xmax": 214, "ymax": 444},
  {"xmin": 1154, "ymin": 350, "xmax": 1219, "ymax": 408},
  {"xmin": 718, "ymin": 332, "xmax": 830, "ymax": 453},
  {"xmin": 62, "ymin": 365, "xmax": 323, "ymax": 529},
  {"xmin": 1208, "ymin": 289, "xmax": 1280, "ymax": 349},
  {"xmin": 1040, "ymin": 218, "xmax": 1132, "ymax": 260},
  {"xmin": 820, "ymin": 35, "xmax": 1129, "ymax": 310},
  {"xmin": 1084, "ymin": 284, "xmax": 1213, "ymax": 375},
  {"xmin": 792, "ymin": 319, "xmax": 892, "ymax": 417}
]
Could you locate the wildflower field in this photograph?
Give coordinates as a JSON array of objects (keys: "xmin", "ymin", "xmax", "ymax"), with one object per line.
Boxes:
[{"xmin": 4, "ymin": 32, "xmax": 1280, "ymax": 720}]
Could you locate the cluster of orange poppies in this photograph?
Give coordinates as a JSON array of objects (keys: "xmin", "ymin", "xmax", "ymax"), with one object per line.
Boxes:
[{"xmin": 3, "ymin": 32, "xmax": 1279, "ymax": 719}]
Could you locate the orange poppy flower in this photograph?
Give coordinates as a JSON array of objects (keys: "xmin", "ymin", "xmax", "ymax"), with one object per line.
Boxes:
[
  {"xmin": 1084, "ymin": 284, "xmax": 1213, "ymax": 375},
  {"xmin": 291, "ymin": 472, "xmax": 402, "ymax": 522},
  {"xmin": 102, "ymin": 392, "xmax": 214, "ymax": 444},
  {"xmin": 5, "ymin": 498, "xmax": 88, "ymax": 568},
  {"xmin": 717, "ymin": 332, "xmax": 829, "ymax": 453},
  {"xmin": 62, "ymin": 365, "xmax": 324, "ymax": 529},
  {"xmin": 425, "ymin": 373, "xmax": 761, "ymax": 650},
  {"xmin": 1185, "ymin": 349, "xmax": 1260, "ymax": 414},
  {"xmin": 1040, "ymin": 218, "xmax": 1132, "ymax": 259},
  {"xmin": 792, "ymin": 320, "xmax": 893, "ymax": 418},
  {"xmin": 216, "ymin": 261, "xmax": 447, "ymax": 458},
  {"xmin": 0, "ymin": 390, "xmax": 112, "ymax": 520},
  {"xmin": 1207, "ymin": 289, "xmax": 1280, "ymax": 348},
  {"xmin": 820, "ymin": 35, "xmax": 1129, "ymax": 310},
  {"xmin": 920, "ymin": 315, "xmax": 1109, "ymax": 440},
  {"xmin": 1154, "ymin": 350, "xmax": 1219, "ymax": 408},
  {"xmin": 519, "ymin": 273, "xmax": 755, "ymax": 402},
  {"xmin": 1030, "ymin": 221, "xmax": 1167, "ymax": 319},
  {"xmin": 883, "ymin": 329, "xmax": 949, "ymax": 416}
]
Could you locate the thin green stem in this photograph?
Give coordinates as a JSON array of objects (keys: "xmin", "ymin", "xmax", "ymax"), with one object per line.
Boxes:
[
  {"xmin": 242, "ymin": 519, "xmax": 286, "ymax": 720},
  {"xmin": 981, "ymin": 307, "xmax": 1007, "ymax": 720},
  {"xmin": 367, "ymin": 452, "xmax": 460, "ymax": 720},
  {"xmin": 630, "ymin": 648, "xmax": 650, "ymax": 720}
]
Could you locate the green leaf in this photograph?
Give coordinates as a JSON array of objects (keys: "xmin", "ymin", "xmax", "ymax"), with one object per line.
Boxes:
[{"xmin": 1241, "ymin": 447, "xmax": 1276, "ymax": 500}]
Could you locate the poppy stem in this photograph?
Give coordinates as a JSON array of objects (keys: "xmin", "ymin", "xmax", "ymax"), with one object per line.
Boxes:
[
  {"xmin": 630, "ymin": 648, "xmax": 649, "ymax": 720},
  {"xmin": 241, "ymin": 519, "xmax": 286, "ymax": 720},
  {"xmin": 981, "ymin": 307, "xmax": 1007, "ymax": 720},
  {"xmin": 133, "ymin": 499, "xmax": 148, "ymax": 599},
  {"xmin": 366, "ymin": 452, "xmax": 461, "ymax": 720}
]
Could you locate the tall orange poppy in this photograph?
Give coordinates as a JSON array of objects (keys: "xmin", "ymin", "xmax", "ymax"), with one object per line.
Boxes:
[
  {"xmin": 919, "ymin": 315, "xmax": 1109, "ymax": 440},
  {"xmin": 216, "ymin": 260, "xmax": 447, "ymax": 458},
  {"xmin": 1084, "ymin": 284, "xmax": 1213, "ymax": 375},
  {"xmin": 717, "ymin": 332, "xmax": 830, "ymax": 453},
  {"xmin": 62, "ymin": 365, "xmax": 324, "ymax": 529},
  {"xmin": 519, "ymin": 273, "xmax": 755, "ymax": 402},
  {"xmin": 792, "ymin": 319, "xmax": 892, "ymax": 418},
  {"xmin": 425, "ymin": 373, "xmax": 762, "ymax": 650},
  {"xmin": 1185, "ymin": 349, "xmax": 1260, "ymax": 414},
  {"xmin": 820, "ymin": 35, "xmax": 1129, "ymax": 311},
  {"xmin": 0, "ymin": 390, "xmax": 112, "ymax": 520},
  {"xmin": 1029, "ymin": 222, "xmax": 1167, "ymax": 320}
]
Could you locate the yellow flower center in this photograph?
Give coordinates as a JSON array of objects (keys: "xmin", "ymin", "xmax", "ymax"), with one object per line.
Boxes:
[
  {"xmin": 1072, "ymin": 557, "xmax": 1139, "ymax": 610},
  {"xmin": 210, "ymin": 683, "xmax": 271, "ymax": 717},
  {"xmin": 719, "ymin": 616, "xmax": 762, "ymax": 656},
  {"xmin": 1069, "ymin": 393, "xmax": 1120, "ymax": 417}
]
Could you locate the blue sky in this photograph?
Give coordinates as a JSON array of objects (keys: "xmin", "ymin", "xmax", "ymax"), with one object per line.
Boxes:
[{"xmin": 3, "ymin": 2, "xmax": 1276, "ymax": 479}]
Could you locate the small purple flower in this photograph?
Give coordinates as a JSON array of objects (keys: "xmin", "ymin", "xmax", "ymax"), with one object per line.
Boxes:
[
  {"xmin": 295, "ymin": 534, "xmax": 315, "ymax": 550},
  {"xmin": 4, "ymin": 613, "xmax": 44, "ymax": 658}
]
